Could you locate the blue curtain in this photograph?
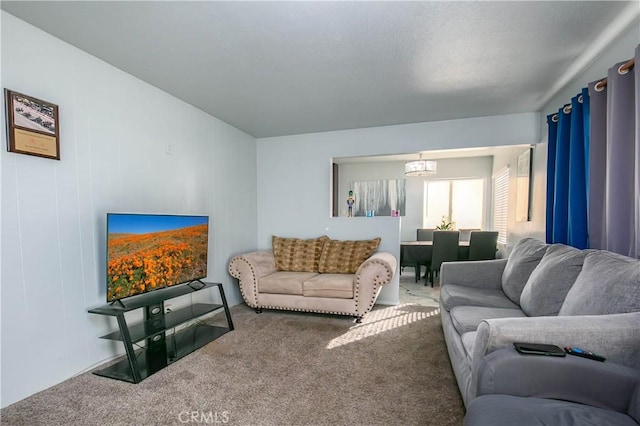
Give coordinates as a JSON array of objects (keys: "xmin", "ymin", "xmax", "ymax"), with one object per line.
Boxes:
[
  {"xmin": 549, "ymin": 44, "xmax": 639, "ymax": 257},
  {"xmin": 567, "ymin": 91, "xmax": 589, "ymax": 248},
  {"xmin": 545, "ymin": 115, "xmax": 557, "ymax": 244},
  {"xmin": 546, "ymin": 89, "xmax": 590, "ymax": 248}
]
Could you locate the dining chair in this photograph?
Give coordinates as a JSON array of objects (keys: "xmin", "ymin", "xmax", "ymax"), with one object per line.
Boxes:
[
  {"xmin": 416, "ymin": 228, "xmax": 435, "ymax": 241},
  {"xmin": 428, "ymin": 230, "xmax": 460, "ymax": 286},
  {"xmin": 415, "ymin": 228, "xmax": 435, "ymax": 280},
  {"xmin": 467, "ymin": 231, "xmax": 499, "ymax": 261},
  {"xmin": 399, "ymin": 245, "xmax": 422, "ymax": 282},
  {"xmin": 458, "ymin": 228, "xmax": 481, "ymax": 243}
]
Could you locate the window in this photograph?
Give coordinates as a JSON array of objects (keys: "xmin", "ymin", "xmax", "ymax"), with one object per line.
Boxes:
[
  {"xmin": 492, "ymin": 167, "xmax": 510, "ymax": 245},
  {"xmin": 423, "ymin": 179, "xmax": 484, "ymax": 229}
]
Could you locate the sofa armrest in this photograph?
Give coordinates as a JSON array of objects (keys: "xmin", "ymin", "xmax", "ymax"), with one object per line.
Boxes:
[
  {"xmin": 469, "ymin": 312, "xmax": 640, "ymax": 401},
  {"xmin": 476, "ymin": 347, "xmax": 640, "ymax": 415},
  {"xmin": 228, "ymin": 250, "xmax": 277, "ymax": 308},
  {"xmin": 440, "ymin": 259, "xmax": 507, "ymax": 290},
  {"xmin": 354, "ymin": 252, "xmax": 397, "ymax": 316}
]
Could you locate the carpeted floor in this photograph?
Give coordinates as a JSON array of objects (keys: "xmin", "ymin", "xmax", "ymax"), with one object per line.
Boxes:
[{"xmin": 1, "ymin": 297, "xmax": 464, "ymax": 425}]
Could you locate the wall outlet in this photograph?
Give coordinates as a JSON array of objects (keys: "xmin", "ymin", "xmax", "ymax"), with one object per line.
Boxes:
[{"xmin": 165, "ymin": 143, "xmax": 174, "ymax": 155}]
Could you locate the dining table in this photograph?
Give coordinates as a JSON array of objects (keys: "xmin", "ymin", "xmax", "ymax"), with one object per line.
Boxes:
[{"xmin": 400, "ymin": 240, "xmax": 470, "ymax": 282}]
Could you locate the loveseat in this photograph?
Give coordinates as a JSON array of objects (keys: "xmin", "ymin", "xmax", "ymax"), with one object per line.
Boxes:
[
  {"xmin": 228, "ymin": 236, "xmax": 397, "ymax": 322},
  {"xmin": 439, "ymin": 237, "xmax": 640, "ymax": 406}
]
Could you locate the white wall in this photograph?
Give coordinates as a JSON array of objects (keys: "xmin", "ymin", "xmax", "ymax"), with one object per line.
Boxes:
[
  {"xmin": 0, "ymin": 12, "xmax": 257, "ymax": 408},
  {"xmin": 492, "ymin": 146, "xmax": 545, "ymax": 249},
  {"xmin": 337, "ymin": 157, "xmax": 494, "ymax": 241},
  {"xmin": 256, "ymin": 113, "xmax": 538, "ymax": 304}
]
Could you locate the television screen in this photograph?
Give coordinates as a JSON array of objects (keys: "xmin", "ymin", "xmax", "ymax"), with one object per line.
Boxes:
[{"xmin": 106, "ymin": 213, "xmax": 209, "ymax": 302}]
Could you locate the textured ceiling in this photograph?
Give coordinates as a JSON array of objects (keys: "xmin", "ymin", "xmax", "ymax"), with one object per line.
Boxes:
[{"xmin": 2, "ymin": 1, "xmax": 638, "ymax": 138}]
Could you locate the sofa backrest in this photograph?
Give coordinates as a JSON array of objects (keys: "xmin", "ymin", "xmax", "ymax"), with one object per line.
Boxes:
[
  {"xmin": 519, "ymin": 244, "xmax": 589, "ymax": 316},
  {"xmin": 501, "ymin": 238, "xmax": 549, "ymax": 304},
  {"xmin": 559, "ymin": 250, "xmax": 640, "ymax": 316}
]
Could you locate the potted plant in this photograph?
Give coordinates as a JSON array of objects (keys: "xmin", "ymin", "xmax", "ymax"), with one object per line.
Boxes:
[{"xmin": 435, "ymin": 216, "xmax": 455, "ymax": 230}]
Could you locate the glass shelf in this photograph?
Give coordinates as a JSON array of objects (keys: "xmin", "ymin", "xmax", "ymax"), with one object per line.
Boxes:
[
  {"xmin": 93, "ymin": 324, "xmax": 230, "ymax": 383},
  {"xmin": 99, "ymin": 303, "xmax": 223, "ymax": 343},
  {"xmin": 88, "ymin": 282, "xmax": 233, "ymax": 383}
]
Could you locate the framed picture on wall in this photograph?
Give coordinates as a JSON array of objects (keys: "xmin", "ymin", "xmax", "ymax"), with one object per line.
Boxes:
[
  {"xmin": 4, "ymin": 89, "xmax": 60, "ymax": 160},
  {"xmin": 516, "ymin": 147, "xmax": 533, "ymax": 222},
  {"xmin": 351, "ymin": 179, "xmax": 406, "ymax": 217}
]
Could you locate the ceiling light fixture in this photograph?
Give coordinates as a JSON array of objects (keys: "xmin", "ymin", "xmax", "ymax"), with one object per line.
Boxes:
[{"xmin": 404, "ymin": 155, "xmax": 437, "ymax": 176}]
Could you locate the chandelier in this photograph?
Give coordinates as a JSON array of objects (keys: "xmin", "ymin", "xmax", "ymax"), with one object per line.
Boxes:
[{"xmin": 404, "ymin": 155, "xmax": 437, "ymax": 176}]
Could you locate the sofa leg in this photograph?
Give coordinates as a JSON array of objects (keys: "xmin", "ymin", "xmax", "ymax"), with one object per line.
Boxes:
[
  {"xmin": 355, "ymin": 316, "xmax": 363, "ymax": 323},
  {"xmin": 255, "ymin": 308, "xmax": 263, "ymax": 314}
]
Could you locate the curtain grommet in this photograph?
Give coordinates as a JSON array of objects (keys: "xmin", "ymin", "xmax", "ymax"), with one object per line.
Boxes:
[
  {"xmin": 594, "ymin": 80, "xmax": 606, "ymax": 92},
  {"xmin": 618, "ymin": 59, "xmax": 634, "ymax": 75},
  {"xmin": 618, "ymin": 64, "xmax": 629, "ymax": 75}
]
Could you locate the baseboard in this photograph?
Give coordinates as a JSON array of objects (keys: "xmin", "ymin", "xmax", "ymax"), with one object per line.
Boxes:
[{"xmin": 375, "ymin": 297, "xmax": 398, "ymax": 306}]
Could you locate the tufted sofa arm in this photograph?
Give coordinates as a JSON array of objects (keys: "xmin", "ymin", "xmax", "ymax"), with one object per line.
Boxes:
[
  {"xmin": 228, "ymin": 251, "xmax": 277, "ymax": 308},
  {"xmin": 354, "ymin": 252, "xmax": 397, "ymax": 316}
]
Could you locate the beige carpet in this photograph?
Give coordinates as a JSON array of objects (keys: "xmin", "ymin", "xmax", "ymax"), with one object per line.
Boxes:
[{"xmin": 1, "ymin": 303, "xmax": 465, "ymax": 426}]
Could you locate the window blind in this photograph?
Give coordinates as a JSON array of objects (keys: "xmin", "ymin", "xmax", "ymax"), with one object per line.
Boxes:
[{"xmin": 492, "ymin": 167, "xmax": 509, "ymax": 245}]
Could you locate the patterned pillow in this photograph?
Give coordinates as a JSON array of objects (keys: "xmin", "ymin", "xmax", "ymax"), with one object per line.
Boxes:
[
  {"xmin": 318, "ymin": 238, "xmax": 381, "ymax": 274},
  {"xmin": 272, "ymin": 236, "xmax": 328, "ymax": 272}
]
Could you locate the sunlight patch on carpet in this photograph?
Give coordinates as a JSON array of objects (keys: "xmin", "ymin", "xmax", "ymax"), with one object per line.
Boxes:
[{"xmin": 326, "ymin": 304, "xmax": 439, "ymax": 349}]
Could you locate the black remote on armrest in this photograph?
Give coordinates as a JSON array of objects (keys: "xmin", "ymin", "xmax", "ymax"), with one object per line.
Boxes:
[{"xmin": 564, "ymin": 347, "xmax": 606, "ymax": 362}]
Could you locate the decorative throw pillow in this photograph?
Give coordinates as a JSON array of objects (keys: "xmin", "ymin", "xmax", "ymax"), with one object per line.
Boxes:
[
  {"xmin": 558, "ymin": 251, "xmax": 640, "ymax": 316},
  {"xmin": 272, "ymin": 236, "xmax": 328, "ymax": 272},
  {"xmin": 501, "ymin": 238, "xmax": 549, "ymax": 304},
  {"xmin": 318, "ymin": 238, "xmax": 381, "ymax": 274},
  {"xmin": 519, "ymin": 244, "xmax": 588, "ymax": 317}
]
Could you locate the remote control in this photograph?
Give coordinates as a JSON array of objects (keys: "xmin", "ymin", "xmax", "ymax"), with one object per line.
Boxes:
[{"xmin": 564, "ymin": 347, "xmax": 606, "ymax": 362}]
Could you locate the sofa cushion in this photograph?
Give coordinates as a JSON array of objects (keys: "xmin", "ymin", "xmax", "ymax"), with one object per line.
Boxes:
[
  {"xmin": 450, "ymin": 306, "xmax": 526, "ymax": 334},
  {"xmin": 318, "ymin": 238, "xmax": 381, "ymax": 274},
  {"xmin": 302, "ymin": 274, "xmax": 354, "ymax": 299},
  {"xmin": 519, "ymin": 244, "xmax": 588, "ymax": 317},
  {"xmin": 441, "ymin": 284, "xmax": 520, "ymax": 312},
  {"xmin": 272, "ymin": 235, "xmax": 328, "ymax": 272},
  {"xmin": 559, "ymin": 251, "xmax": 640, "ymax": 316},
  {"xmin": 258, "ymin": 271, "xmax": 317, "ymax": 295},
  {"xmin": 501, "ymin": 238, "xmax": 549, "ymax": 304}
]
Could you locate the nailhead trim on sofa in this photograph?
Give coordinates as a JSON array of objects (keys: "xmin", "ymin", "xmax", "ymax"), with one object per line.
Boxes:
[{"xmin": 229, "ymin": 251, "xmax": 396, "ymax": 320}]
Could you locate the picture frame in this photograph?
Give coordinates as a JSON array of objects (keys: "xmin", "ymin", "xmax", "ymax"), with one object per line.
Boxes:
[
  {"xmin": 351, "ymin": 179, "xmax": 406, "ymax": 217},
  {"xmin": 515, "ymin": 147, "xmax": 533, "ymax": 222},
  {"xmin": 4, "ymin": 89, "xmax": 60, "ymax": 160}
]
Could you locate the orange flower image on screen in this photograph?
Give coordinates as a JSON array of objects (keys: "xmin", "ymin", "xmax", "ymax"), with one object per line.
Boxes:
[{"xmin": 107, "ymin": 224, "xmax": 208, "ymax": 301}]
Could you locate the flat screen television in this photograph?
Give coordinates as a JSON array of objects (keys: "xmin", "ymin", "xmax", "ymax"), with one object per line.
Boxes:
[{"xmin": 106, "ymin": 213, "xmax": 209, "ymax": 303}]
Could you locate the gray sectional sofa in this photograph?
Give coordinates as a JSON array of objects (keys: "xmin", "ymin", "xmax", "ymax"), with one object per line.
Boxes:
[{"xmin": 439, "ymin": 237, "xmax": 640, "ymax": 406}]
